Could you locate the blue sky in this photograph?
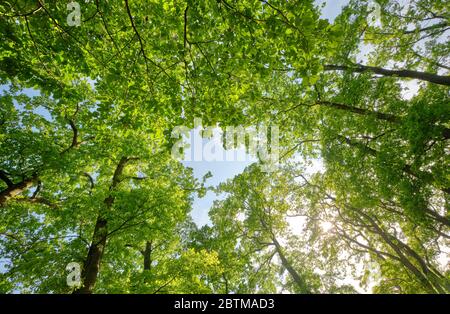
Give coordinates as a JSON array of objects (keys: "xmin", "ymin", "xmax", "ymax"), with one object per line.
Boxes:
[
  {"xmin": 186, "ymin": 0, "xmax": 351, "ymax": 227},
  {"xmin": 316, "ymin": 0, "xmax": 350, "ymax": 21},
  {"xmin": 182, "ymin": 134, "xmax": 256, "ymax": 226}
]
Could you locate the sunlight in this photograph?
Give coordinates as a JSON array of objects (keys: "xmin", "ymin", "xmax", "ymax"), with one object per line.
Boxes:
[{"xmin": 320, "ymin": 221, "xmax": 334, "ymax": 233}]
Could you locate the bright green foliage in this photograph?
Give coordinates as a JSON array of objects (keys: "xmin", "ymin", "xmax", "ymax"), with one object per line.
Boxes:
[{"xmin": 0, "ymin": 0, "xmax": 448, "ymax": 294}]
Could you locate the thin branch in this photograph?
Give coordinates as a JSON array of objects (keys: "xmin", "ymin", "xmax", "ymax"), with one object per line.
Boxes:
[
  {"xmin": 124, "ymin": 0, "xmax": 172, "ymax": 81},
  {"xmin": 83, "ymin": 172, "xmax": 95, "ymax": 195},
  {"xmin": 2, "ymin": 3, "xmax": 42, "ymax": 17},
  {"xmin": 60, "ymin": 120, "xmax": 79, "ymax": 155}
]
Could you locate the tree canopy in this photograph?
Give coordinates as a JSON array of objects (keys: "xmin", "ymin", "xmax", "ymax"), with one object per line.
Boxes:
[{"xmin": 0, "ymin": 0, "xmax": 448, "ymax": 294}]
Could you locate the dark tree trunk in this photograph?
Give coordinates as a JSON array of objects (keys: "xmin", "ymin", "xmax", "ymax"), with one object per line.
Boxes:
[
  {"xmin": 73, "ymin": 216, "xmax": 107, "ymax": 294},
  {"xmin": 338, "ymin": 135, "xmax": 449, "ymax": 195},
  {"xmin": 424, "ymin": 208, "xmax": 450, "ymax": 228},
  {"xmin": 0, "ymin": 174, "xmax": 38, "ymax": 206},
  {"xmin": 325, "ymin": 64, "xmax": 450, "ymax": 86},
  {"xmin": 355, "ymin": 209, "xmax": 447, "ymax": 293},
  {"xmin": 73, "ymin": 156, "xmax": 134, "ymax": 294},
  {"xmin": 317, "ymin": 101, "xmax": 449, "ymax": 139},
  {"xmin": 143, "ymin": 241, "xmax": 152, "ymax": 271},
  {"xmin": 272, "ymin": 236, "xmax": 310, "ymax": 294}
]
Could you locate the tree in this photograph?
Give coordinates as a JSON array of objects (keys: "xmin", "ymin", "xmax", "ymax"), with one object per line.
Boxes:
[{"xmin": 0, "ymin": 0, "xmax": 448, "ymax": 294}]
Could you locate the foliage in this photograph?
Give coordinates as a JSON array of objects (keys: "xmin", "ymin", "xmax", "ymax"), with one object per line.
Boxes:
[{"xmin": 0, "ymin": 0, "xmax": 448, "ymax": 293}]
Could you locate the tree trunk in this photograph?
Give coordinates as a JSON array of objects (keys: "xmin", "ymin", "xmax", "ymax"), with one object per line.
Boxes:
[
  {"xmin": 0, "ymin": 121, "xmax": 83, "ymax": 206},
  {"xmin": 325, "ymin": 64, "xmax": 450, "ymax": 86},
  {"xmin": 317, "ymin": 101, "xmax": 449, "ymax": 139},
  {"xmin": 143, "ymin": 240, "xmax": 152, "ymax": 271},
  {"xmin": 0, "ymin": 174, "xmax": 38, "ymax": 206},
  {"xmin": 73, "ymin": 216, "xmax": 107, "ymax": 294},
  {"xmin": 357, "ymin": 210, "xmax": 444, "ymax": 293},
  {"xmin": 272, "ymin": 236, "xmax": 310, "ymax": 294},
  {"xmin": 424, "ymin": 208, "xmax": 450, "ymax": 228},
  {"xmin": 338, "ymin": 135, "xmax": 449, "ymax": 195},
  {"xmin": 73, "ymin": 156, "xmax": 134, "ymax": 294}
]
